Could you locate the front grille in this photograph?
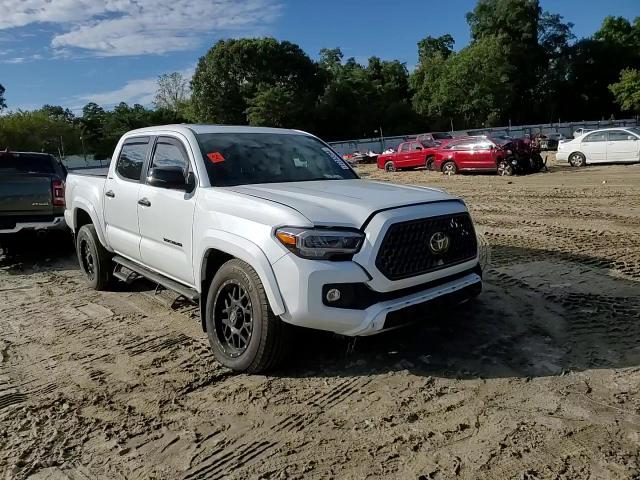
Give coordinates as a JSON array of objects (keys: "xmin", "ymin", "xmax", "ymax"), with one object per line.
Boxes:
[{"xmin": 375, "ymin": 213, "xmax": 477, "ymax": 280}]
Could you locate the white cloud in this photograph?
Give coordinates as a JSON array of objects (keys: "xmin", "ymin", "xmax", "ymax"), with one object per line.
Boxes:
[
  {"xmin": 72, "ymin": 66, "xmax": 194, "ymax": 109},
  {"xmin": 3, "ymin": 57, "xmax": 26, "ymax": 64},
  {"xmin": 0, "ymin": 0, "xmax": 281, "ymax": 56}
]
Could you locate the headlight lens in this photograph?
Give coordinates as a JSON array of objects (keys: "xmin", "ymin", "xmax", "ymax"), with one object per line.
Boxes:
[{"xmin": 275, "ymin": 227, "xmax": 364, "ymax": 260}]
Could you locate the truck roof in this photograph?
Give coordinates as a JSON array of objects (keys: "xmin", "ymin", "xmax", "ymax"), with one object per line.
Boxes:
[{"xmin": 124, "ymin": 124, "xmax": 311, "ymax": 137}]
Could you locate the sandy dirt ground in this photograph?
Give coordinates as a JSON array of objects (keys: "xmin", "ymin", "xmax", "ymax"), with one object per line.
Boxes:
[{"xmin": 1, "ymin": 158, "xmax": 640, "ymax": 479}]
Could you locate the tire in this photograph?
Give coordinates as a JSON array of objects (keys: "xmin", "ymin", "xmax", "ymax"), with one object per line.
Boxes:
[
  {"xmin": 497, "ymin": 160, "xmax": 514, "ymax": 176},
  {"xmin": 441, "ymin": 160, "xmax": 457, "ymax": 175},
  {"xmin": 76, "ymin": 224, "xmax": 112, "ymax": 290},
  {"xmin": 384, "ymin": 161, "xmax": 395, "ymax": 172},
  {"xmin": 205, "ymin": 259, "xmax": 290, "ymax": 373},
  {"xmin": 569, "ymin": 152, "xmax": 586, "ymax": 167},
  {"xmin": 425, "ymin": 156, "xmax": 435, "ymax": 171},
  {"xmin": 530, "ymin": 153, "xmax": 544, "ymax": 173}
]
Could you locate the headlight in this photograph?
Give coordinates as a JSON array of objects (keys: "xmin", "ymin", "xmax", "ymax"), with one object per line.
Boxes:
[{"xmin": 275, "ymin": 227, "xmax": 364, "ymax": 260}]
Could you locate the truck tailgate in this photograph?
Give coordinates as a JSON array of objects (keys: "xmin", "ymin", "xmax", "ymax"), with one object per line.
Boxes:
[{"xmin": 0, "ymin": 174, "xmax": 54, "ymax": 217}]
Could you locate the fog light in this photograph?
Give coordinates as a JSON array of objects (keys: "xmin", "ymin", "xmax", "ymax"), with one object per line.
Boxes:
[{"xmin": 326, "ymin": 288, "xmax": 341, "ymax": 303}]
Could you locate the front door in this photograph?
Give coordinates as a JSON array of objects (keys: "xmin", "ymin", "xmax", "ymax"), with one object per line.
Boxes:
[
  {"xmin": 580, "ymin": 131, "xmax": 607, "ymax": 163},
  {"xmin": 395, "ymin": 143, "xmax": 412, "ymax": 167},
  {"xmin": 606, "ymin": 130, "xmax": 640, "ymax": 162},
  {"xmin": 138, "ymin": 136, "xmax": 197, "ymax": 286},
  {"xmin": 104, "ymin": 136, "xmax": 151, "ymax": 261}
]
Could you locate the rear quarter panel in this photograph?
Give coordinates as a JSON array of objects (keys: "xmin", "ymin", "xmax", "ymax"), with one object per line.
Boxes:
[{"xmin": 65, "ymin": 173, "xmax": 110, "ymax": 248}]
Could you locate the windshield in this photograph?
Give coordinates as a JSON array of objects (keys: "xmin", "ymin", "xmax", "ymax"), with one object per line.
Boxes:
[
  {"xmin": 626, "ymin": 127, "xmax": 640, "ymax": 137},
  {"xmin": 492, "ymin": 136, "xmax": 514, "ymax": 145},
  {"xmin": 432, "ymin": 132, "xmax": 453, "ymax": 140},
  {"xmin": 196, "ymin": 133, "xmax": 358, "ymax": 187},
  {"xmin": 0, "ymin": 153, "xmax": 55, "ymax": 174}
]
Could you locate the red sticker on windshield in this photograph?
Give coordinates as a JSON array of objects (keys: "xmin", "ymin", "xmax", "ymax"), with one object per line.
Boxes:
[{"xmin": 207, "ymin": 152, "xmax": 225, "ymax": 163}]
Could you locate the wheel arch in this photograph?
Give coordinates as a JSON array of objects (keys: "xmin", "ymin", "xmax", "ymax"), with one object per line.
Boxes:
[
  {"xmin": 73, "ymin": 202, "xmax": 108, "ymax": 248},
  {"xmin": 197, "ymin": 233, "xmax": 287, "ymax": 331}
]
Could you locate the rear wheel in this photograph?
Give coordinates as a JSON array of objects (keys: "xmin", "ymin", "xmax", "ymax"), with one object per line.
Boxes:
[
  {"xmin": 205, "ymin": 259, "xmax": 289, "ymax": 373},
  {"xmin": 441, "ymin": 161, "xmax": 457, "ymax": 175},
  {"xmin": 425, "ymin": 156, "xmax": 435, "ymax": 171},
  {"xmin": 569, "ymin": 152, "xmax": 586, "ymax": 167},
  {"xmin": 384, "ymin": 161, "xmax": 395, "ymax": 172},
  {"xmin": 76, "ymin": 224, "xmax": 112, "ymax": 290}
]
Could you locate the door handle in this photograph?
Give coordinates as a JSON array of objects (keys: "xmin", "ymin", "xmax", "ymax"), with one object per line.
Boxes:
[
  {"xmin": 138, "ymin": 198, "xmax": 151, "ymax": 207},
  {"xmin": 105, "ymin": 190, "xmax": 115, "ymax": 198}
]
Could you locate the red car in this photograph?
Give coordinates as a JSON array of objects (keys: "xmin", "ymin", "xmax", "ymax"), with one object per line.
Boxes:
[
  {"xmin": 377, "ymin": 140, "xmax": 442, "ymax": 172},
  {"xmin": 433, "ymin": 136, "xmax": 544, "ymax": 175},
  {"xmin": 433, "ymin": 136, "xmax": 508, "ymax": 175}
]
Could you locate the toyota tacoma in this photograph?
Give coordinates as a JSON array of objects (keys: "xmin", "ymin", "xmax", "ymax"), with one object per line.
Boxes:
[{"xmin": 65, "ymin": 125, "xmax": 482, "ymax": 373}]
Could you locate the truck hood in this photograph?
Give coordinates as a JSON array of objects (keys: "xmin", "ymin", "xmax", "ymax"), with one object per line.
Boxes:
[{"xmin": 225, "ymin": 179, "xmax": 460, "ymax": 227}]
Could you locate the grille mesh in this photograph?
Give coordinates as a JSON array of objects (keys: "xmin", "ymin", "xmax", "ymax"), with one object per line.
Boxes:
[{"xmin": 375, "ymin": 213, "xmax": 477, "ymax": 280}]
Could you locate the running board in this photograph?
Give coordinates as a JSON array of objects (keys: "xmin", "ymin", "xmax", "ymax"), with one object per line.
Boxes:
[{"xmin": 112, "ymin": 255, "xmax": 199, "ymax": 303}]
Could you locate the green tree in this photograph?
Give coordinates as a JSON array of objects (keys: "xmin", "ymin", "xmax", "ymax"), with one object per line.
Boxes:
[
  {"xmin": 594, "ymin": 16, "xmax": 640, "ymax": 47},
  {"xmin": 0, "ymin": 83, "xmax": 6, "ymax": 112},
  {"xmin": 560, "ymin": 16, "xmax": 640, "ymax": 120},
  {"xmin": 0, "ymin": 109, "xmax": 82, "ymax": 155},
  {"xmin": 316, "ymin": 49, "xmax": 417, "ymax": 139},
  {"xmin": 191, "ymin": 38, "xmax": 322, "ymax": 128},
  {"xmin": 154, "ymin": 72, "xmax": 190, "ymax": 114},
  {"xmin": 246, "ymin": 85, "xmax": 299, "ymax": 128},
  {"xmin": 417, "ymin": 34, "xmax": 454, "ymax": 63},
  {"xmin": 609, "ymin": 68, "xmax": 640, "ymax": 114},
  {"xmin": 412, "ymin": 36, "xmax": 513, "ymax": 129}
]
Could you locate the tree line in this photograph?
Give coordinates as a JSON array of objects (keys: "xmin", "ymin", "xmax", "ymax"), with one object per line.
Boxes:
[{"xmin": 1, "ymin": 0, "xmax": 639, "ymax": 158}]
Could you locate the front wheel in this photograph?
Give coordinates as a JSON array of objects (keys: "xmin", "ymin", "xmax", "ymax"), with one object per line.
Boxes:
[
  {"xmin": 205, "ymin": 259, "xmax": 290, "ymax": 373},
  {"xmin": 497, "ymin": 160, "xmax": 514, "ymax": 176},
  {"xmin": 441, "ymin": 160, "xmax": 457, "ymax": 175},
  {"xmin": 569, "ymin": 152, "xmax": 586, "ymax": 167},
  {"xmin": 384, "ymin": 161, "xmax": 396, "ymax": 172}
]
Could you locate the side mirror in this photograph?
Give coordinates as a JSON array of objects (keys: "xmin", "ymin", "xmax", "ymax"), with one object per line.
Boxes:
[{"xmin": 147, "ymin": 166, "xmax": 190, "ymax": 190}]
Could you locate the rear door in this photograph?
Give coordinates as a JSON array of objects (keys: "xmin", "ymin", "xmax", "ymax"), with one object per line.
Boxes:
[
  {"xmin": 606, "ymin": 130, "xmax": 640, "ymax": 162},
  {"xmin": 579, "ymin": 131, "xmax": 607, "ymax": 163},
  {"xmin": 104, "ymin": 136, "xmax": 150, "ymax": 261},
  {"xmin": 137, "ymin": 136, "xmax": 197, "ymax": 286},
  {"xmin": 471, "ymin": 140, "xmax": 498, "ymax": 169},
  {"xmin": 449, "ymin": 139, "xmax": 476, "ymax": 169}
]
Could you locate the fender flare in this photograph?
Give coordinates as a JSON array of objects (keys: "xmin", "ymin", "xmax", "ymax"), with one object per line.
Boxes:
[
  {"xmin": 72, "ymin": 199, "xmax": 108, "ymax": 248},
  {"xmin": 197, "ymin": 230, "xmax": 286, "ymax": 316}
]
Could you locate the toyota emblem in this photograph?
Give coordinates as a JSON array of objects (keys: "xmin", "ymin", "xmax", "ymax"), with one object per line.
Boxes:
[{"xmin": 429, "ymin": 232, "xmax": 450, "ymax": 254}]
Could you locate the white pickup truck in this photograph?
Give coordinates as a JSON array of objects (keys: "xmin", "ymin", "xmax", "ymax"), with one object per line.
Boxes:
[{"xmin": 65, "ymin": 125, "xmax": 482, "ymax": 372}]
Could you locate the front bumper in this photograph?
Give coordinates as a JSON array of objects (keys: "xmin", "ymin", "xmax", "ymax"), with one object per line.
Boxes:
[
  {"xmin": 0, "ymin": 216, "xmax": 67, "ymax": 235},
  {"xmin": 272, "ymin": 252, "xmax": 481, "ymax": 336}
]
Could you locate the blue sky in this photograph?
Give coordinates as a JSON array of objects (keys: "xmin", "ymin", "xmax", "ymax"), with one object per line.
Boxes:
[{"xmin": 0, "ymin": 0, "xmax": 638, "ymax": 113}]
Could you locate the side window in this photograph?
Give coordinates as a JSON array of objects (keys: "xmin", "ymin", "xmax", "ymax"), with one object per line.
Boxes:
[
  {"xmin": 474, "ymin": 141, "xmax": 492, "ymax": 150},
  {"xmin": 583, "ymin": 132, "xmax": 606, "ymax": 143},
  {"xmin": 608, "ymin": 130, "xmax": 634, "ymax": 142},
  {"xmin": 150, "ymin": 138, "xmax": 189, "ymax": 175},
  {"xmin": 412, "ymin": 142, "xmax": 423, "ymax": 151},
  {"xmin": 400, "ymin": 143, "xmax": 410, "ymax": 152},
  {"xmin": 116, "ymin": 137, "xmax": 150, "ymax": 181},
  {"xmin": 451, "ymin": 140, "xmax": 475, "ymax": 151}
]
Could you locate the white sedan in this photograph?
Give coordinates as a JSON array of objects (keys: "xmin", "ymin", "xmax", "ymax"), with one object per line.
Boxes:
[{"xmin": 557, "ymin": 127, "xmax": 640, "ymax": 166}]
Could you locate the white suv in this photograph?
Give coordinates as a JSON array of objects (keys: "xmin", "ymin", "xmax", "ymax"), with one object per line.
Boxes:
[{"xmin": 65, "ymin": 125, "xmax": 482, "ymax": 372}]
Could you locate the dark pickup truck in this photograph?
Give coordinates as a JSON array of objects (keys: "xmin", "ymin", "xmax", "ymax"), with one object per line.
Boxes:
[{"xmin": 0, "ymin": 151, "xmax": 67, "ymax": 238}]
